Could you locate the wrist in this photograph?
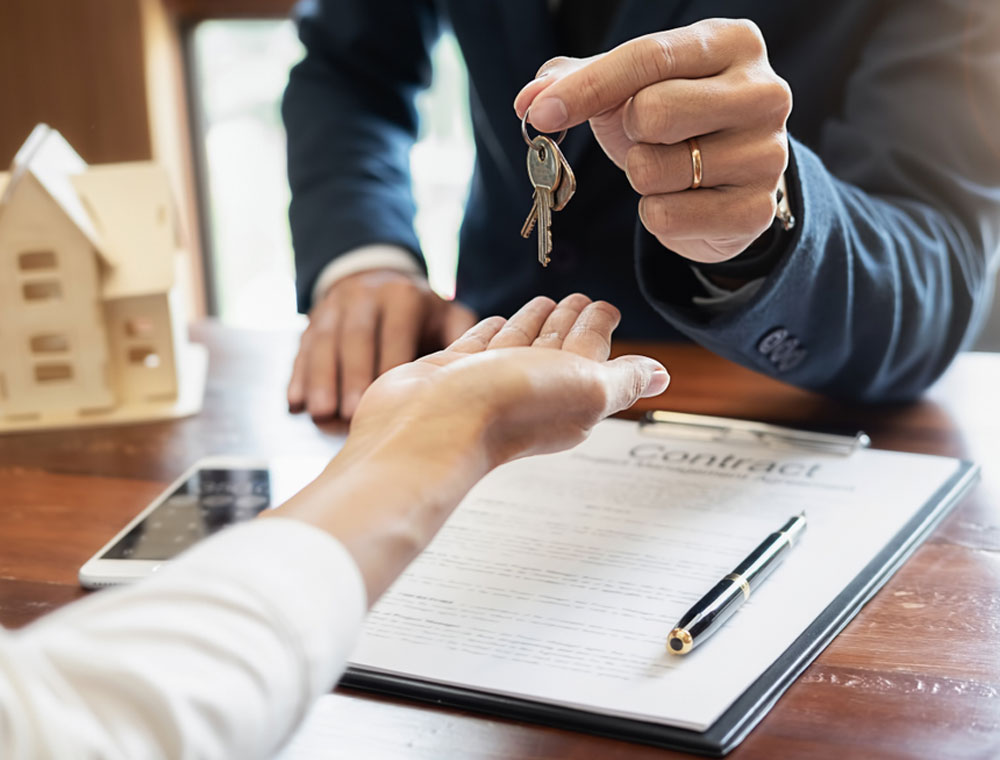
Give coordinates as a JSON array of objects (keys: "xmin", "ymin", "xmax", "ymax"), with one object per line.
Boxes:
[
  {"xmin": 342, "ymin": 410, "xmax": 492, "ymax": 495},
  {"xmin": 311, "ymin": 245, "xmax": 423, "ymax": 306},
  {"xmin": 269, "ymin": 412, "xmax": 491, "ymax": 602},
  {"xmin": 691, "ymin": 161, "xmax": 799, "ymax": 286}
]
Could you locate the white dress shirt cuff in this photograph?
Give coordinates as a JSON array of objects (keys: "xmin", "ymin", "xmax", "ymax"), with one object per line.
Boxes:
[
  {"xmin": 312, "ymin": 245, "xmax": 423, "ymax": 305},
  {"xmin": 690, "ymin": 266, "xmax": 766, "ymax": 314}
]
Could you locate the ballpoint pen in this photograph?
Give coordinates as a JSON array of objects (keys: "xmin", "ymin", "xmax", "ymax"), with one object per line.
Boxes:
[{"xmin": 668, "ymin": 512, "xmax": 807, "ymax": 655}]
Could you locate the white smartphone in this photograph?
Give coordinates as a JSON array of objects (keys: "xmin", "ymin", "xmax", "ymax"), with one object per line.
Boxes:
[{"xmin": 79, "ymin": 455, "xmax": 327, "ymax": 588}]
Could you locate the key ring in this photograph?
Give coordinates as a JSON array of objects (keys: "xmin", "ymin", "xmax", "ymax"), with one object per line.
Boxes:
[{"xmin": 522, "ymin": 107, "xmax": 567, "ymax": 147}]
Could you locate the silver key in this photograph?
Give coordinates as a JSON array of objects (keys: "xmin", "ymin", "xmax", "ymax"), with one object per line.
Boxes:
[
  {"xmin": 520, "ymin": 189, "xmax": 539, "ymax": 239},
  {"xmin": 520, "ymin": 138, "xmax": 576, "ymax": 258},
  {"xmin": 549, "ymin": 138, "xmax": 576, "ymax": 212},
  {"xmin": 522, "ymin": 136, "xmax": 561, "ymax": 267}
]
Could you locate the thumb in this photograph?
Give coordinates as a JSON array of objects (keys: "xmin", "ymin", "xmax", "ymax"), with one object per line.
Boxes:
[
  {"xmin": 514, "ymin": 54, "xmax": 632, "ymax": 168},
  {"xmin": 513, "ymin": 55, "xmax": 597, "ymax": 121},
  {"xmin": 601, "ymin": 356, "xmax": 670, "ymax": 416}
]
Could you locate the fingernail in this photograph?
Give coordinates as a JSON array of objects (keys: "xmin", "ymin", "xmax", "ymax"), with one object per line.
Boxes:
[
  {"xmin": 523, "ymin": 71, "xmax": 552, "ymax": 90},
  {"xmin": 643, "ymin": 368, "xmax": 671, "ymax": 398},
  {"xmin": 530, "ymin": 97, "xmax": 568, "ymax": 131},
  {"xmin": 515, "ymin": 80, "xmax": 541, "ymax": 114}
]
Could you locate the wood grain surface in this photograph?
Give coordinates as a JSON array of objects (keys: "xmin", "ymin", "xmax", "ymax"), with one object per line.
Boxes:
[
  {"xmin": 0, "ymin": 0, "xmax": 152, "ymax": 166},
  {"xmin": 1, "ymin": 322, "xmax": 998, "ymax": 759}
]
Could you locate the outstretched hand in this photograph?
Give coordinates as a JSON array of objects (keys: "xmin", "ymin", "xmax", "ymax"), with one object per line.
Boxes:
[
  {"xmin": 273, "ymin": 293, "xmax": 669, "ymax": 601},
  {"xmin": 349, "ymin": 293, "xmax": 670, "ymax": 468}
]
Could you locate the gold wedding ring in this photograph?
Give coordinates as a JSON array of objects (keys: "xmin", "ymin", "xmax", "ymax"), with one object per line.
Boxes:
[{"xmin": 687, "ymin": 137, "xmax": 703, "ymax": 190}]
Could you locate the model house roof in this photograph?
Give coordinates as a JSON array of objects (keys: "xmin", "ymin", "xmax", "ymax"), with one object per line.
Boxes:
[
  {"xmin": 4, "ymin": 124, "xmax": 110, "ymax": 262},
  {"xmin": 0, "ymin": 124, "xmax": 177, "ymax": 299}
]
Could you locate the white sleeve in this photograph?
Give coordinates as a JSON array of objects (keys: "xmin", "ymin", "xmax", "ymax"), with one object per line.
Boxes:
[
  {"xmin": 0, "ymin": 518, "xmax": 366, "ymax": 760},
  {"xmin": 689, "ymin": 266, "xmax": 766, "ymax": 315},
  {"xmin": 312, "ymin": 244, "xmax": 423, "ymax": 305}
]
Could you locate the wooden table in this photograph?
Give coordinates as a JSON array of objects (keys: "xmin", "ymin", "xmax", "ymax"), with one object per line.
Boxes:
[{"xmin": 2, "ymin": 323, "xmax": 998, "ymax": 759}]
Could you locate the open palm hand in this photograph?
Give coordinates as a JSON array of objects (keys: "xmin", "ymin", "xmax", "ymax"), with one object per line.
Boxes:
[{"xmin": 348, "ymin": 294, "xmax": 670, "ymax": 469}]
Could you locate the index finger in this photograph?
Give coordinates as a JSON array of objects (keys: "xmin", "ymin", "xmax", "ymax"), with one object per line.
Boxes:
[
  {"xmin": 528, "ymin": 22, "xmax": 742, "ymax": 132},
  {"xmin": 445, "ymin": 316, "xmax": 508, "ymax": 354}
]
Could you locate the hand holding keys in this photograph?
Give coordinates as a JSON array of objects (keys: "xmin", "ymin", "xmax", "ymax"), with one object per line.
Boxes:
[{"xmin": 520, "ymin": 110, "xmax": 576, "ymax": 267}]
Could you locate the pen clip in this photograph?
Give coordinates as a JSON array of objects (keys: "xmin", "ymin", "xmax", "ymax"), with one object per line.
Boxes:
[{"xmin": 639, "ymin": 411, "xmax": 870, "ymax": 456}]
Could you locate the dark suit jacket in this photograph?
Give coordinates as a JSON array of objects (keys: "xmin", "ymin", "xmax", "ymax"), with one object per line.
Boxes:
[{"xmin": 283, "ymin": 0, "xmax": 1000, "ymax": 402}]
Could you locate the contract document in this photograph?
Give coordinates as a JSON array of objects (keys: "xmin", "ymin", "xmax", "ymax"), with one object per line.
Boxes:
[{"xmin": 340, "ymin": 417, "xmax": 976, "ymax": 754}]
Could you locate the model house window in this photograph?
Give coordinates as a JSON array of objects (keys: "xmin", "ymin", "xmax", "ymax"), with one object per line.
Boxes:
[
  {"xmin": 125, "ymin": 318, "xmax": 156, "ymax": 338},
  {"xmin": 18, "ymin": 251, "xmax": 57, "ymax": 271},
  {"xmin": 187, "ymin": 20, "xmax": 473, "ymax": 327},
  {"xmin": 34, "ymin": 363, "xmax": 73, "ymax": 383},
  {"xmin": 128, "ymin": 347, "xmax": 161, "ymax": 369},
  {"xmin": 30, "ymin": 334, "xmax": 70, "ymax": 353},
  {"xmin": 22, "ymin": 280, "xmax": 62, "ymax": 301}
]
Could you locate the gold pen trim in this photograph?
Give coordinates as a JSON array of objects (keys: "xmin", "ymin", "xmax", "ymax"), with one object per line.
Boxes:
[
  {"xmin": 667, "ymin": 627, "xmax": 693, "ymax": 655},
  {"xmin": 724, "ymin": 572, "xmax": 751, "ymax": 600}
]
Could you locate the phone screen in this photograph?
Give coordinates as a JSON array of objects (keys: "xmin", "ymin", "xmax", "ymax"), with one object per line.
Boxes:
[{"xmin": 101, "ymin": 469, "xmax": 272, "ymax": 561}]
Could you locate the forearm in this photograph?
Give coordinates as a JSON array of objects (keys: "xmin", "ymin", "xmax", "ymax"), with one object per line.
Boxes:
[
  {"xmin": 2, "ymin": 520, "xmax": 364, "ymax": 760},
  {"xmin": 284, "ymin": 65, "xmax": 424, "ymax": 311},
  {"xmin": 638, "ymin": 137, "xmax": 997, "ymax": 401},
  {"xmin": 284, "ymin": 0, "xmax": 438, "ymax": 311},
  {"xmin": 774, "ymin": 142, "xmax": 992, "ymax": 399},
  {"xmin": 267, "ymin": 412, "xmax": 492, "ymax": 601},
  {"xmin": 0, "ymin": 424, "xmax": 489, "ymax": 759}
]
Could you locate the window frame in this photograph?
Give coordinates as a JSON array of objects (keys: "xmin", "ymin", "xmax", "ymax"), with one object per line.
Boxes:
[{"xmin": 169, "ymin": 0, "xmax": 299, "ymax": 317}]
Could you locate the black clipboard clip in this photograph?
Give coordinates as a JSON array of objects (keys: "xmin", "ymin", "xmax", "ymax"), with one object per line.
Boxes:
[{"xmin": 639, "ymin": 411, "xmax": 871, "ymax": 457}]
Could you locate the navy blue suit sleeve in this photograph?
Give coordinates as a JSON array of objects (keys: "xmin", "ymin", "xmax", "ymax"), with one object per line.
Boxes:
[
  {"xmin": 283, "ymin": 0, "xmax": 439, "ymax": 311},
  {"xmin": 636, "ymin": 0, "xmax": 1000, "ymax": 402}
]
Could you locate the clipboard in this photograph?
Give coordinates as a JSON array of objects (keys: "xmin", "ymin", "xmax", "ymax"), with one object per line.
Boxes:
[{"xmin": 339, "ymin": 413, "xmax": 979, "ymax": 756}]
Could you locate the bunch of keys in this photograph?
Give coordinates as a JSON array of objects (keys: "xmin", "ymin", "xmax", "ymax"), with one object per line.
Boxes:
[{"xmin": 520, "ymin": 109, "xmax": 576, "ymax": 267}]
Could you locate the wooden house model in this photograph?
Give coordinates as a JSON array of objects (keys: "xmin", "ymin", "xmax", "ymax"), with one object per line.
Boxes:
[{"xmin": 0, "ymin": 124, "xmax": 206, "ymax": 432}]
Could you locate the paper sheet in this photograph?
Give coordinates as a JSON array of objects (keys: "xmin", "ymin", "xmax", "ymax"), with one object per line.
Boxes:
[{"xmin": 347, "ymin": 419, "xmax": 961, "ymax": 731}]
